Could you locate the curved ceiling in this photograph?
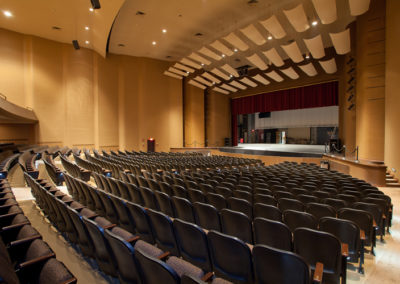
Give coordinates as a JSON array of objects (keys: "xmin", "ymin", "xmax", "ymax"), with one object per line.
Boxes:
[{"xmin": 0, "ymin": 0, "xmax": 124, "ymax": 57}]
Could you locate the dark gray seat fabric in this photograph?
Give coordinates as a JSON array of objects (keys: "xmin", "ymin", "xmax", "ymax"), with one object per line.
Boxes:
[
  {"xmin": 207, "ymin": 231, "xmax": 254, "ymax": 284},
  {"xmin": 253, "ymin": 245, "xmax": 311, "ymax": 284},
  {"xmin": 125, "ymin": 201, "xmax": 155, "ymax": 244},
  {"xmin": 253, "ymin": 217, "xmax": 292, "ymax": 251},
  {"xmin": 220, "ymin": 209, "xmax": 253, "ymax": 244},
  {"xmin": 283, "ymin": 210, "xmax": 318, "ymax": 232},
  {"xmin": 253, "ymin": 203, "xmax": 282, "ymax": 222},
  {"xmin": 193, "ymin": 202, "xmax": 221, "ymax": 232},
  {"xmin": 173, "ymin": 218, "xmax": 212, "ymax": 272},
  {"xmin": 172, "ymin": 197, "xmax": 196, "ymax": 223}
]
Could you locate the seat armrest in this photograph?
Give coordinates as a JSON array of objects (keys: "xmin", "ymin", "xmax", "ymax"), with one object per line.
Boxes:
[
  {"xmin": 373, "ymin": 219, "xmax": 377, "ymax": 227},
  {"xmin": 157, "ymin": 251, "xmax": 171, "ymax": 261},
  {"xmin": 126, "ymin": 236, "xmax": 140, "ymax": 244},
  {"xmin": 313, "ymin": 262, "xmax": 323, "ymax": 283},
  {"xmin": 341, "ymin": 243, "xmax": 349, "ymax": 258},
  {"xmin": 60, "ymin": 277, "xmax": 77, "ymax": 284},
  {"xmin": 8, "ymin": 234, "xmax": 42, "ymax": 247},
  {"xmin": 17, "ymin": 253, "xmax": 55, "ymax": 269},
  {"xmin": 201, "ymin": 272, "xmax": 214, "ymax": 282},
  {"xmin": 360, "ymin": 230, "xmax": 366, "ymax": 240},
  {"xmin": 102, "ymin": 224, "xmax": 117, "ymax": 230},
  {"xmin": 1, "ymin": 222, "xmax": 30, "ymax": 232}
]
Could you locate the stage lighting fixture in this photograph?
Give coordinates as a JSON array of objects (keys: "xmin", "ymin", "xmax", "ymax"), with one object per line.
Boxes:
[{"xmin": 91, "ymin": 0, "xmax": 101, "ymax": 9}]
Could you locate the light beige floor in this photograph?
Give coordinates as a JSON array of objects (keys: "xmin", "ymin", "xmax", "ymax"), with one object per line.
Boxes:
[{"xmin": 11, "ymin": 182, "xmax": 400, "ymax": 284}]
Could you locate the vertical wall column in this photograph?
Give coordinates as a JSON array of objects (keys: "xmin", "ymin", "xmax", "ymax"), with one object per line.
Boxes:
[
  {"xmin": 385, "ymin": 0, "xmax": 400, "ymax": 179},
  {"xmin": 355, "ymin": 0, "xmax": 386, "ymax": 161}
]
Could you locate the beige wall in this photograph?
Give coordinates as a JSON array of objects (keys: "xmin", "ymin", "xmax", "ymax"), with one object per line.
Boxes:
[
  {"xmin": 207, "ymin": 91, "xmax": 231, "ymax": 146},
  {"xmin": 0, "ymin": 28, "xmax": 183, "ymax": 151},
  {"xmin": 355, "ymin": 0, "xmax": 386, "ymax": 161},
  {"xmin": 184, "ymin": 83, "xmax": 205, "ymax": 147},
  {"xmin": 385, "ymin": 0, "xmax": 400, "ymax": 180}
]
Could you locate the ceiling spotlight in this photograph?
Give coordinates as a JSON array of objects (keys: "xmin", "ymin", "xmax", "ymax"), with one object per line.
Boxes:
[
  {"xmin": 186, "ymin": 71, "xmax": 190, "ymax": 74},
  {"xmin": 312, "ymin": 20, "xmax": 318, "ymax": 26},
  {"xmin": 85, "ymin": 41, "xmax": 90, "ymax": 44},
  {"xmin": 3, "ymin": 10, "xmax": 12, "ymax": 17},
  {"xmin": 201, "ymin": 63, "xmax": 205, "ymax": 66},
  {"xmin": 85, "ymin": 26, "xmax": 90, "ymax": 30},
  {"xmin": 305, "ymin": 54, "xmax": 310, "ymax": 59},
  {"xmin": 152, "ymin": 41, "xmax": 156, "ymax": 45},
  {"xmin": 267, "ymin": 35, "xmax": 273, "ymax": 40},
  {"xmin": 89, "ymin": 8, "xmax": 94, "ymax": 12},
  {"xmin": 234, "ymin": 48, "xmax": 238, "ymax": 53},
  {"xmin": 222, "ymin": 54, "xmax": 226, "ymax": 58},
  {"xmin": 229, "ymin": 74, "xmax": 233, "ymax": 78},
  {"xmin": 162, "ymin": 29, "xmax": 167, "ymax": 33}
]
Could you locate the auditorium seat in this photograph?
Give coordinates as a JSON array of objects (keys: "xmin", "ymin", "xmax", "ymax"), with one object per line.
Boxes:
[
  {"xmin": 146, "ymin": 209, "xmax": 180, "ymax": 256},
  {"xmin": 193, "ymin": 202, "xmax": 222, "ymax": 232},
  {"xmin": 253, "ymin": 203, "xmax": 282, "ymax": 221},
  {"xmin": 155, "ymin": 190, "xmax": 175, "ymax": 217},
  {"xmin": 227, "ymin": 197, "xmax": 253, "ymax": 219},
  {"xmin": 207, "ymin": 230, "xmax": 254, "ymax": 284},
  {"xmin": 306, "ymin": 203, "xmax": 336, "ymax": 221},
  {"xmin": 140, "ymin": 186, "xmax": 160, "ymax": 211},
  {"xmin": 187, "ymin": 188, "xmax": 207, "ymax": 203},
  {"xmin": 294, "ymin": 228, "xmax": 345, "ymax": 284},
  {"xmin": 253, "ymin": 194, "xmax": 276, "ymax": 206},
  {"xmin": 253, "ymin": 218, "xmax": 292, "ymax": 251},
  {"xmin": 206, "ymin": 193, "xmax": 227, "ymax": 211},
  {"xmin": 253, "ymin": 245, "xmax": 316, "ymax": 284},
  {"xmin": 220, "ymin": 209, "xmax": 253, "ymax": 244},
  {"xmin": 283, "ymin": 210, "xmax": 318, "ymax": 232},
  {"xmin": 171, "ymin": 197, "xmax": 196, "ymax": 223},
  {"xmin": 173, "ymin": 218, "xmax": 213, "ymax": 272},
  {"xmin": 125, "ymin": 202, "xmax": 155, "ymax": 244},
  {"xmin": 278, "ymin": 198, "xmax": 305, "ymax": 212}
]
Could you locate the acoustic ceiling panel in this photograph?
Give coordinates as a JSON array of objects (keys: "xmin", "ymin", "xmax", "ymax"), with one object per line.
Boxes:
[
  {"xmin": 240, "ymin": 77, "xmax": 258, "ymax": 87},
  {"xmin": 303, "ymin": 34, "xmax": 325, "ymax": 59},
  {"xmin": 174, "ymin": 63, "xmax": 195, "ymax": 73},
  {"xmin": 202, "ymin": 72, "xmax": 221, "ymax": 84},
  {"xmin": 230, "ymin": 81, "xmax": 247, "ymax": 90},
  {"xmin": 164, "ymin": 71, "xmax": 183, "ymax": 80},
  {"xmin": 188, "ymin": 80, "xmax": 206, "ymax": 89},
  {"xmin": 312, "ymin": 0, "xmax": 337, "ymax": 24},
  {"xmin": 252, "ymin": 74, "xmax": 270, "ymax": 85},
  {"xmin": 221, "ymin": 64, "xmax": 239, "ymax": 77},
  {"xmin": 168, "ymin": 67, "xmax": 189, "ymax": 76},
  {"xmin": 220, "ymin": 83, "xmax": 238, "ymax": 92},
  {"xmin": 246, "ymin": 53, "xmax": 268, "ymax": 70},
  {"xmin": 265, "ymin": 70, "xmax": 284, "ymax": 82},
  {"xmin": 198, "ymin": 47, "xmax": 222, "ymax": 61},
  {"xmin": 213, "ymin": 87, "xmax": 230, "ymax": 95},
  {"xmin": 281, "ymin": 41, "xmax": 304, "ymax": 63},
  {"xmin": 180, "ymin": 58, "xmax": 202, "ymax": 69},
  {"xmin": 319, "ymin": 58, "xmax": 337, "ymax": 74},
  {"xmin": 211, "ymin": 68, "xmax": 231, "ymax": 80},
  {"xmin": 240, "ymin": 24, "xmax": 266, "ymax": 46},
  {"xmin": 280, "ymin": 67, "xmax": 299, "ymax": 79},
  {"xmin": 209, "ymin": 40, "xmax": 234, "ymax": 56},
  {"xmin": 298, "ymin": 63, "xmax": 318, "ymax": 77},
  {"xmin": 194, "ymin": 76, "xmax": 213, "ymax": 87},
  {"xmin": 259, "ymin": 15, "xmax": 286, "ymax": 39},
  {"xmin": 283, "ymin": 4, "xmax": 310, "ymax": 33},
  {"xmin": 223, "ymin": 32, "xmax": 249, "ymax": 51},
  {"xmin": 188, "ymin": 52, "xmax": 211, "ymax": 65},
  {"xmin": 330, "ymin": 29, "xmax": 351, "ymax": 55},
  {"xmin": 349, "ymin": 0, "xmax": 370, "ymax": 16},
  {"xmin": 263, "ymin": 48, "xmax": 285, "ymax": 67}
]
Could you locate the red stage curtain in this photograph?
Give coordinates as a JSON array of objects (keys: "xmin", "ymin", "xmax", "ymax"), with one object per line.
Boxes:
[{"xmin": 231, "ymin": 81, "xmax": 338, "ymax": 145}]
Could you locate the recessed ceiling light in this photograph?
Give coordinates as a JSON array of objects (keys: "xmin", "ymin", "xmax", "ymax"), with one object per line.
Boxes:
[
  {"xmin": 305, "ymin": 54, "xmax": 310, "ymax": 59},
  {"xmin": 85, "ymin": 41, "xmax": 90, "ymax": 44},
  {"xmin": 312, "ymin": 21, "xmax": 318, "ymax": 26},
  {"xmin": 234, "ymin": 48, "xmax": 238, "ymax": 53},
  {"xmin": 162, "ymin": 29, "xmax": 167, "ymax": 33},
  {"xmin": 89, "ymin": 7, "xmax": 94, "ymax": 12},
  {"xmin": 85, "ymin": 26, "xmax": 90, "ymax": 30},
  {"xmin": 229, "ymin": 74, "xmax": 233, "ymax": 78},
  {"xmin": 152, "ymin": 41, "xmax": 156, "ymax": 45},
  {"xmin": 186, "ymin": 71, "xmax": 190, "ymax": 74},
  {"xmin": 3, "ymin": 10, "xmax": 12, "ymax": 17},
  {"xmin": 222, "ymin": 54, "xmax": 226, "ymax": 58},
  {"xmin": 201, "ymin": 63, "xmax": 205, "ymax": 66},
  {"xmin": 268, "ymin": 35, "xmax": 273, "ymax": 40}
]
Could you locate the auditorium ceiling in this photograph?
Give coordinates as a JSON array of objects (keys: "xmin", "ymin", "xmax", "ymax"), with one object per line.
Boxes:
[{"xmin": 0, "ymin": 0, "xmax": 370, "ymax": 93}]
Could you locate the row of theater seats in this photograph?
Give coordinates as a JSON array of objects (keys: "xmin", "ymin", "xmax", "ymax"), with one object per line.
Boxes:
[
  {"xmin": 61, "ymin": 172, "xmax": 347, "ymax": 283},
  {"xmin": 24, "ymin": 173, "xmax": 241, "ymax": 283},
  {"xmin": 0, "ymin": 179, "xmax": 76, "ymax": 284}
]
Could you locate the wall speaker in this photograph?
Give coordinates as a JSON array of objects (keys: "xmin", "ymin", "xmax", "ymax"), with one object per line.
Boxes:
[
  {"xmin": 91, "ymin": 0, "xmax": 101, "ymax": 9},
  {"xmin": 72, "ymin": 40, "xmax": 80, "ymax": 50}
]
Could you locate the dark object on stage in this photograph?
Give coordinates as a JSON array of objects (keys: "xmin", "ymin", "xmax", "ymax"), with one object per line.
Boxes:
[
  {"xmin": 259, "ymin": 112, "xmax": 271, "ymax": 118},
  {"xmin": 329, "ymin": 139, "xmax": 340, "ymax": 153},
  {"xmin": 91, "ymin": 0, "xmax": 101, "ymax": 9},
  {"xmin": 224, "ymin": 138, "xmax": 231, "ymax": 146},
  {"xmin": 147, "ymin": 138, "xmax": 155, "ymax": 152},
  {"xmin": 72, "ymin": 40, "xmax": 80, "ymax": 50}
]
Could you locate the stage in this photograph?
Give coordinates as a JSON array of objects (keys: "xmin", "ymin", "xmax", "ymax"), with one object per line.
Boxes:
[{"xmin": 219, "ymin": 143, "xmax": 326, "ymax": 158}]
